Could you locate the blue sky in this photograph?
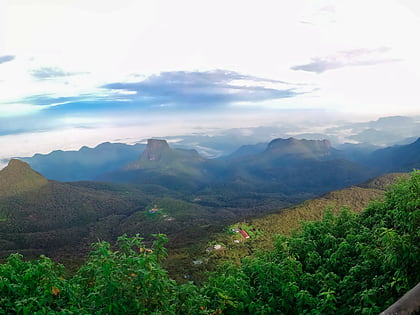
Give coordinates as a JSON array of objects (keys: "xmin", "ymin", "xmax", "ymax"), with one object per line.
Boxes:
[{"xmin": 0, "ymin": 0, "xmax": 420, "ymax": 161}]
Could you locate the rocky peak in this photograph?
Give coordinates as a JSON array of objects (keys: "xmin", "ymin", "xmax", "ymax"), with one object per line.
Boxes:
[{"xmin": 142, "ymin": 139, "xmax": 171, "ymax": 161}]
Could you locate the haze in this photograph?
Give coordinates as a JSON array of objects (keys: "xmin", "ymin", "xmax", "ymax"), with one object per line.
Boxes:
[{"xmin": 1, "ymin": 0, "xmax": 420, "ymax": 162}]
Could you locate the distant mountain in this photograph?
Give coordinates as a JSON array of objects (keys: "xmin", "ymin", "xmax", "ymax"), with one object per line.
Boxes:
[
  {"xmin": 226, "ymin": 138, "xmax": 339, "ymax": 160},
  {"xmin": 100, "ymin": 138, "xmax": 374, "ymax": 198},
  {"xmin": 126, "ymin": 139, "xmax": 204, "ymax": 175},
  {"xmin": 21, "ymin": 142, "xmax": 146, "ymax": 182},
  {"xmin": 156, "ymin": 116, "xmax": 420, "ymax": 158},
  {"xmin": 264, "ymin": 138, "xmax": 336, "ymax": 160},
  {"xmin": 223, "ymin": 138, "xmax": 373, "ymax": 195},
  {"xmin": 222, "ymin": 142, "xmax": 268, "ymax": 159},
  {"xmin": 98, "ymin": 139, "xmax": 208, "ymax": 191},
  {"xmin": 335, "ymin": 142, "xmax": 380, "ymax": 162},
  {"xmin": 365, "ymin": 137, "xmax": 420, "ymax": 173},
  {"xmin": 346, "ymin": 116, "xmax": 420, "ymax": 146}
]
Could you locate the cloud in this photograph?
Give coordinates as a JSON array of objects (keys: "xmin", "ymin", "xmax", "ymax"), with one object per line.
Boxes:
[
  {"xmin": 324, "ymin": 116, "xmax": 420, "ymax": 146},
  {"xmin": 291, "ymin": 47, "xmax": 401, "ymax": 73},
  {"xmin": 2, "ymin": 70, "xmax": 304, "ymax": 127},
  {"xmin": 31, "ymin": 67, "xmax": 86, "ymax": 79},
  {"xmin": 102, "ymin": 70, "xmax": 301, "ymax": 108},
  {"xmin": 0, "ymin": 55, "xmax": 15, "ymax": 64}
]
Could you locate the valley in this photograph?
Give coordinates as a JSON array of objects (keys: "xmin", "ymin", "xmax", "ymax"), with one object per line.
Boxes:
[{"xmin": 1, "ymin": 136, "xmax": 419, "ymax": 274}]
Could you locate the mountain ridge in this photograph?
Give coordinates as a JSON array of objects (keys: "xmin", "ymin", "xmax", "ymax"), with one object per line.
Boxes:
[
  {"xmin": 365, "ymin": 137, "xmax": 420, "ymax": 173},
  {"xmin": 265, "ymin": 137, "xmax": 334, "ymax": 159},
  {"xmin": 20, "ymin": 142, "xmax": 146, "ymax": 182}
]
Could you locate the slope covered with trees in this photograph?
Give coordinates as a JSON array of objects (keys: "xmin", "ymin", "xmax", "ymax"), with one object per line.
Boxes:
[
  {"xmin": 1, "ymin": 171, "xmax": 418, "ymax": 314},
  {"xmin": 21, "ymin": 142, "xmax": 146, "ymax": 182}
]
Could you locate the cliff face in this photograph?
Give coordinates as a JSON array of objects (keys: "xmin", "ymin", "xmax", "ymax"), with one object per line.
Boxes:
[
  {"xmin": 141, "ymin": 139, "xmax": 171, "ymax": 161},
  {"xmin": 123, "ymin": 139, "xmax": 205, "ymax": 178}
]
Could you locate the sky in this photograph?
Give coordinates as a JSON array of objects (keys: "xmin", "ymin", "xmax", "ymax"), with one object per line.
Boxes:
[{"xmin": 1, "ymin": 0, "xmax": 420, "ymax": 161}]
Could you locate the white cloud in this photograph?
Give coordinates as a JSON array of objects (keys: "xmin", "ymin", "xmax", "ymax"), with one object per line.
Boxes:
[
  {"xmin": 0, "ymin": 103, "xmax": 48, "ymax": 117},
  {"xmin": 0, "ymin": 0, "xmax": 419, "ymax": 158}
]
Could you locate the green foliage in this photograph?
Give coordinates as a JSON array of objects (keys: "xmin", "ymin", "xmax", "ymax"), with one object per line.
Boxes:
[
  {"xmin": 0, "ymin": 254, "xmax": 70, "ymax": 314},
  {"xmin": 0, "ymin": 171, "xmax": 419, "ymax": 314},
  {"xmin": 203, "ymin": 171, "xmax": 420, "ymax": 314},
  {"xmin": 0, "ymin": 234, "xmax": 201, "ymax": 314},
  {"xmin": 71, "ymin": 233, "xmax": 178, "ymax": 314}
]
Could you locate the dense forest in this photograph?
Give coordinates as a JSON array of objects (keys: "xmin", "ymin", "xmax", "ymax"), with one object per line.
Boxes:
[{"xmin": 0, "ymin": 171, "xmax": 419, "ymax": 314}]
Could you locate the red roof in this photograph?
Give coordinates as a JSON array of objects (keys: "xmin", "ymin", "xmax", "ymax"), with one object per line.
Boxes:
[{"xmin": 239, "ymin": 229, "xmax": 250, "ymax": 239}]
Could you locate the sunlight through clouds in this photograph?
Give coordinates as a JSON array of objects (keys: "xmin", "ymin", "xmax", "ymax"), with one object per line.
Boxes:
[{"xmin": 0, "ymin": 0, "xmax": 419, "ymax": 160}]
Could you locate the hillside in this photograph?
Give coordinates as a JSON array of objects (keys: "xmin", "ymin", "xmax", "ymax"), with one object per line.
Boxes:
[
  {"xmin": 247, "ymin": 172, "xmax": 408, "ymax": 238},
  {"xmin": 0, "ymin": 171, "xmax": 418, "ymax": 314},
  {"xmin": 163, "ymin": 172, "xmax": 406, "ymax": 282},
  {"xmin": 0, "ymin": 160, "xmax": 151, "ymax": 259},
  {"xmin": 0, "ymin": 159, "xmax": 48, "ymax": 197}
]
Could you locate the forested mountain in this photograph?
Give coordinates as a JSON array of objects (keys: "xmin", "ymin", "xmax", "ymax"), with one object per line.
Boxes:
[
  {"xmin": 21, "ymin": 142, "xmax": 146, "ymax": 182},
  {"xmin": 223, "ymin": 142, "xmax": 268, "ymax": 159},
  {"xmin": 364, "ymin": 137, "xmax": 420, "ymax": 173},
  {"xmin": 100, "ymin": 138, "xmax": 374, "ymax": 198},
  {"xmin": 0, "ymin": 160, "xmax": 149, "ymax": 258},
  {"xmin": 0, "ymin": 159, "xmax": 48, "ymax": 197}
]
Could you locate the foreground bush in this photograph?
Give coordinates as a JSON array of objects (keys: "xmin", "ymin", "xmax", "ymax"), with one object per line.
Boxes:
[{"xmin": 0, "ymin": 171, "xmax": 419, "ymax": 314}]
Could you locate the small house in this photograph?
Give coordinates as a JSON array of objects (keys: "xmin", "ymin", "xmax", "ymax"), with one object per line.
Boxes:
[
  {"xmin": 239, "ymin": 229, "xmax": 250, "ymax": 239},
  {"xmin": 148, "ymin": 208, "xmax": 158, "ymax": 214}
]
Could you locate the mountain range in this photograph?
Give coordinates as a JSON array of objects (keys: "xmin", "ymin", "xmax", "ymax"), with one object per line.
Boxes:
[
  {"xmin": 21, "ymin": 142, "xmax": 145, "ymax": 182},
  {"xmin": 1, "ymin": 135, "xmax": 419, "ymax": 269},
  {"xmin": 12, "ymin": 136, "xmax": 420, "ymax": 205},
  {"xmin": 97, "ymin": 138, "xmax": 377, "ymax": 202}
]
